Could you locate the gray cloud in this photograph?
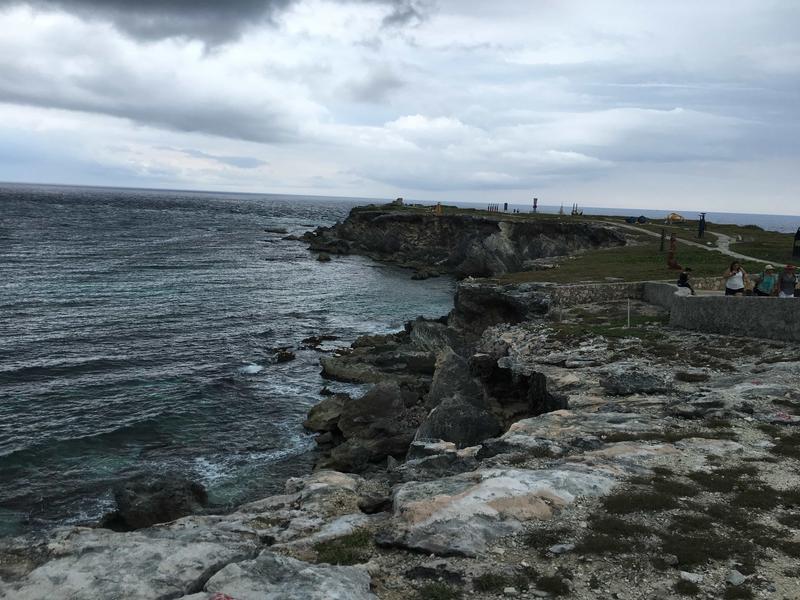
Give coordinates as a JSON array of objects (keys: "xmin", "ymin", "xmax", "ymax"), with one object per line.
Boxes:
[
  {"xmin": 1, "ymin": 0, "xmax": 433, "ymax": 43},
  {"xmin": 176, "ymin": 148, "xmax": 268, "ymax": 168},
  {"xmin": 345, "ymin": 66, "xmax": 405, "ymax": 103}
]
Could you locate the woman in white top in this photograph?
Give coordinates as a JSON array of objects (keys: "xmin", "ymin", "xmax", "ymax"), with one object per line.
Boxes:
[{"xmin": 723, "ymin": 261, "xmax": 748, "ymax": 296}]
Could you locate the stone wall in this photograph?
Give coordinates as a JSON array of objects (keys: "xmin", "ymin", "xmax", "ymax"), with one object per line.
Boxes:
[
  {"xmin": 548, "ymin": 281, "xmax": 645, "ymax": 307},
  {"xmin": 643, "ymin": 282, "xmax": 800, "ymax": 342}
]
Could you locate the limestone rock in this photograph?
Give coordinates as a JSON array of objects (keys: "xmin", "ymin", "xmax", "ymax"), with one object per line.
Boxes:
[
  {"xmin": 426, "ymin": 347, "xmax": 484, "ymax": 409},
  {"xmin": 105, "ymin": 477, "xmax": 208, "ymax": 530},
  {"xmin": 0, "ymin": 524, "xmax": 259, "ymax": 600},
  {"xmin": 304, "ymin": 394, "xmax": 347, "ymax": 432},
  {"xmin": 382, "ymin": 467, "xmax": 616, "ymax": 556},
  {"xmin": 202, "ymin": 551, "xmax": 376, "ymax": 600},
  {"xmin": 600, "ymin": 363, "xmax": 673, "ymax": 396}
]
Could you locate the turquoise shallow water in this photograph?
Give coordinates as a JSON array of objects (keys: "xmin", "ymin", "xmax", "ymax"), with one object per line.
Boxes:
[{"xmin": 0, "ymin": 184, "xmax": 456, "ymax": 536}]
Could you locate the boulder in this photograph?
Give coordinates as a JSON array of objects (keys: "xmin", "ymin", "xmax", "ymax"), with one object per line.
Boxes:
[
  {"xmin": 304, "ymin": 394, "xmax": 347, "ymax": 432},
  {"xmin": 201, "ymin": 551, "xmax": 376, "ymax": 600},
  {"xmin": 319, "ymin": 384, "xmax": 423, "ymax": 471},
  {"xmin": 0, "ymin": 524, "xmax": 258, "ymax": 600},
  {"xmin": 415, "ymin": 395, "xmax": 501, "ymax": 448},
  {"xmin": 426, "ymin": 347, "xmax": 484, "ymax": 409},
  {"xmin": 381, "ymin": 468, "xmax": 616, "ymax": 556},
  {"xmin": 105, "ymin": 478, "xmax": 208, "ymax": 530},
  {"xmin": 600, "ymin": 363, "xmax": 673, "ymax": 396}
]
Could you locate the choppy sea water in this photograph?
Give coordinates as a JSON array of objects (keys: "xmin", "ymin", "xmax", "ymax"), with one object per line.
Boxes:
[{"xmin": 0, "ymin": 184, "xmax": 456, "ymax": 536}]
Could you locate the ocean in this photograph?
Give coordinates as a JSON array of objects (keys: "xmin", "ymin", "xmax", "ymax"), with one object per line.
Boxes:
[
  {"xmin": 1, "ymin": 183, "xmax": 796, "ymax": 538},
  {"xmin": 0, "ymin": 184, "xmax": 456, "ymax": 536}
]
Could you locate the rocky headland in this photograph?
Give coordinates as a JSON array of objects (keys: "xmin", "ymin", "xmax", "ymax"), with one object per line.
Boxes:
[
  {"xmin": 2, "ymin": 205, "xmax": 799, "ymax": 600},
  {"xmin": 303, "ymin": 204, "xmax": 626, "ymax": 277}
]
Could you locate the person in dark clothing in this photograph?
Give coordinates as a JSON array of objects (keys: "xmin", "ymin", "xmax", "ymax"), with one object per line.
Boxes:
[{"xmin": 677, "ymin": 267, "xmax": 695, "ymax": 295}]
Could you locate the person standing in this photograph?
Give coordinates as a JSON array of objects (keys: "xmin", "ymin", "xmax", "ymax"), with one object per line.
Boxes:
[
  {"xmin": 779, "ymin": 264, "xmax": 797, "ymax": 298},
  {"xmin": 723, "ymin": 261, "xmax": 748, "ymax": 296},
  {"xmin": 754, "ymin": 265, "xmax": 779, "ymax": 296}
]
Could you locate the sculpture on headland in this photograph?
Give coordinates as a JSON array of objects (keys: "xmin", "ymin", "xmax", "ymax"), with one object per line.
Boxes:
[{"xmin": 667, "ymin": 233, "xmax": 682, "ymax": 270}]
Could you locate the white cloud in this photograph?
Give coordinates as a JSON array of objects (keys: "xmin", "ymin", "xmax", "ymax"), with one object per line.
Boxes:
[{"xmin": 0, "ymin": 0, "xmax": 797, "ymax": 214}]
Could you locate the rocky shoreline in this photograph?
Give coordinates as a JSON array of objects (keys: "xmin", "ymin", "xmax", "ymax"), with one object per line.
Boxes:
[{"xmin": 2, "ymin": 206, "xmax": 799, "ymax": 600}]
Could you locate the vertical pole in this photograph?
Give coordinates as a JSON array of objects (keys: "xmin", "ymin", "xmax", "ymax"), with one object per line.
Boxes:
[
  {"xmin": 627, "ymin": 298, "xmax": 631, "ymax": 329},
  {"xmin": 660, "ymin": 228, "xmax": 666, "ymax": 252}
]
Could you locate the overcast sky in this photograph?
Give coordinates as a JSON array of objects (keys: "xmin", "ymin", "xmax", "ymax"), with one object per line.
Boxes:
[{"xmin": 1, "ymin": 0, "xmax": 798, "ymax": 214}]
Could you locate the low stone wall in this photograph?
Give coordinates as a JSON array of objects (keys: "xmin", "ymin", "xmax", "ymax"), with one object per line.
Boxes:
[
  {"xmin": 643, "ymin": 282, "xmax": 800, "ymax": 342},
  {"xmin": 548, "ymin": 281, "xmax": 645, "ymax": 307}
]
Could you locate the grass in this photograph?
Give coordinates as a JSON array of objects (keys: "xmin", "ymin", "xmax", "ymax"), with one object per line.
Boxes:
[
  {"xmin": 414, "ymin": 582, "xmax": 462, "ymax": 600},
  {"xmin": 723, "ymin": 586, "xmax": 755, "ymax": 600},
  {"xmin": 497, "ymin": 236, "xmax": 750, "ymax": 284},
  {"xmin": 674, "ymin": 579, "xmax": 701, "ymax": 596},
  {"xmin": 770, "ymin": 431, "xmax": 800, "ymax": 459},
  {"xmin": 602, "ymin": 490, "xmax": 679, "ymax": 514},
  {"xmin": 686, "ymin": 465, "xmax": 758, "ymax": 494},
  {"xmin": 473, "ymin": 572, "xmax": 531, "ymax": 593},
  {"xmin": 535, "ymin": 575, "xmax": 572, "ymax": 597},
  {"xmin": 313, "ymin": 529, "xmax": 372, "ymax": 565}
]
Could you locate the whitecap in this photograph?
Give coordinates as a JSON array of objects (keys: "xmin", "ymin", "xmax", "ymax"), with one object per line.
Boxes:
[{"xmin": 238, "ymin": 363, "xmax": 264, "ymax": 375}]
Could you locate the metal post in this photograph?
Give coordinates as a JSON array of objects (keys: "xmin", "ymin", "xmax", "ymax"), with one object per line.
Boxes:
[{"xmin": 627, "ymin": 298, "xmax": 631, "ymax": 329}]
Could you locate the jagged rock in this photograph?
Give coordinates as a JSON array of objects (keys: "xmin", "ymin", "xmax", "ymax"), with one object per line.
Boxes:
[
  {"xmin": 317, "ymin": 252, "xmax": 332, "ymax": 262},
  {"xmin": 415, "ymin": 394, "xmax": 502, "ymax": 448},
  {"xmin": 426, "ymin": 347, "xmax": 484, "ymax": 409},
  {"xmin": 304, "ymin": 394, "xmax": 347, "ymax": 432},
  {"xmin": 0, "ymin": 524, "xmax": 258, "ymax": 600},
  {"xmin": 406, "ymin": 439, "xmax": 458, "ymax": 461},
  {"xmin": 600, "ymin": 363, "xmax": 673, "ymax": 396},
  {"xmin": 319, "ymin": 384, "xmax": 422, "ymax": 471},
  {"xmin": 450, "ymin": 280, "xmax": 551, "ymax": 334},
  {"xmin": 274, "ymin": 348, "xmax": 296, "ymax": 363},
  {"xmin": 200, "ymin": 551, "xmax": 376, "ymax": 600},
  {"xmin": 104, "ymin": 478, "xmax": 208, "ymax": 531},
  {"xmin": 408, "ymin": 318, "xmax": 460, "ymax": 355},
  {"xmin": 381, "ymin": 468, "xmax": 616, "ymax": 556},
  {"xmin": 497, "ymin": 410, "xmax": 662, "ymax": 452}
]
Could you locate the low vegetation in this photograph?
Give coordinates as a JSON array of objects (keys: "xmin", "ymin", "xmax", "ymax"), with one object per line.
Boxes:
[{"xmin": 313, "ymin": 529, "xmax": 372, "ymax": 565}]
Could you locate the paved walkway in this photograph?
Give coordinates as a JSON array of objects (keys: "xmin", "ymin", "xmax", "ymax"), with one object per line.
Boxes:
[{"xmin": 606, "ymin": 221, "xmax": 778, "ymax": 265}]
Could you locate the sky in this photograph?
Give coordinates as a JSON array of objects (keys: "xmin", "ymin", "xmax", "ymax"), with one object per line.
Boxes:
[{"xmin": 0, "ymin": 0, "xmax": 798, "ymax": 214}]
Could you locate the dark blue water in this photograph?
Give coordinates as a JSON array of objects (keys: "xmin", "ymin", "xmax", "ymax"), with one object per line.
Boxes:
[{"xmin": 0, "ymin": 184, "xmax": 456, "ymax": 536}]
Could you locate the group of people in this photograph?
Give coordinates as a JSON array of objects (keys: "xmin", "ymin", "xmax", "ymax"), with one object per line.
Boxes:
[
  {"xmin": 677, "ymin": 262, "xmax": 798, "ymax": 297},
  {"xmin": 724, "ymin": 262, "xmax": 797, "ymax": 297}
]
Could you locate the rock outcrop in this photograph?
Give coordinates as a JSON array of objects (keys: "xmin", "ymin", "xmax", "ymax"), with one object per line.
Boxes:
[{"xmin": 304, "ymin": 205, "xmax": 626, "ymax": 277}]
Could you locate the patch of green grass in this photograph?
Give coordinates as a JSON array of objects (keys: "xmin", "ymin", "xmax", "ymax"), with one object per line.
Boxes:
[
  {"xmin": 574, "ymin": 533, "xmax": 633, "ymax": 555},
  {"xmin": 535, "ymin": 575, "xmax": 571, "ymax": 597},
  {"xmin": 771, "ymin": 432, "xmax": 800, "ymax": 459},
  {"xmin": 660, "ymin": 532, "xmax": 756, "ymax": 569},
  {"xmin": 472, "ymin": 572, "xmax": 530, "ymax": 593},
  {"xmin": 687, "ymin": 466, "xmax": 758, "ymax": 493},
  {"xmin": 415, "ymin": 582, "xmax": 462, "ymax": 600},
  {"xmin": 674, "ymin": 579, "xmax": 701, "ymax": 596},
  {"xmin": 524, "ymin": 527, "xmax": 573, "ymax": 552},
  {"xmin": 731, "ymin": 485, "xmax": 782, "ymax": 510},
  {"xmin": 652, "ymin": 477, "xmax": 701, "ymax": 498},
  {"xmin": 723, "ymin": 585, "xmax": 754, "ymax": 600},
  {"xmin": 669, "ymin": 512, "xmax": 714, "ymax": 533},
  {"xmin": 313, "ymin": 529, "xmax": 372, "ymax": 565},
  {"xmin": 778, "ymin": 540, "xmax": 800, "ymax": 558},
  {"xmin": 777, "ymin": 512, "xmax": 800, "ymax": 528},
  {"xmin": 602, "ymin": 490, "xmax": 679, "ymax": 514}
]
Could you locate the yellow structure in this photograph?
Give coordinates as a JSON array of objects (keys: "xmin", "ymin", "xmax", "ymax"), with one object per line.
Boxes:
[{"xmin": 666, "ymin": 212, "xmax": 685, "ymax": 224}]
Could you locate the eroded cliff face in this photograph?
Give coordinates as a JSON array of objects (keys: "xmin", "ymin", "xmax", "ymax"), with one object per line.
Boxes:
[{"xmin": 304, "ymin": 206, "xmax": 626, "ymax": 277}]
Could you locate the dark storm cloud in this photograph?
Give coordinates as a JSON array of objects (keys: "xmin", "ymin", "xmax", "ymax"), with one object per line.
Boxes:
[
  {"xmin": 1, "ymin": 0, "xmax": 433, "ymax": 43},
  {"xmin": 2, "ymin": 0, "xmax": 293, "ymax": 44}
]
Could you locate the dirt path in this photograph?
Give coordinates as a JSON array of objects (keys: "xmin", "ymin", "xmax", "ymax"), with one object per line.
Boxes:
[{"xmin": 606, "ymin": 221, "xmax": 778, "ymax": 265}]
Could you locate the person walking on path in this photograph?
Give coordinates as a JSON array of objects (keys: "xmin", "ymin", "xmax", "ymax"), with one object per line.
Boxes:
[
  {"xmin": 677, "ymin": 267, "xmax": 696, "ymax": 295},
  {"xmin": 779, "ymin": 264, "xmax": 797, "ymax": 298},
  {"xmin": 724, "ymin": 261, "xmax": 748, "ymax": 296},
  {"xmin": 754, "ymin": 265, "xmax": 779, "ymax": 296}
]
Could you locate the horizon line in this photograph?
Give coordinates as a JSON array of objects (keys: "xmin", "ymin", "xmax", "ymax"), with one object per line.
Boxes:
[{"xmin": 2, "ymin": 179, "xmax": 799, "ymax": 220}]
